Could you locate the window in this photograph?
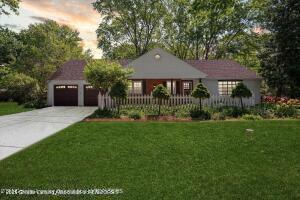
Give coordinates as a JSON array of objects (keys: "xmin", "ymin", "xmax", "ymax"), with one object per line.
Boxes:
[
  {"xmin": 182, "ymin": 81, "xmax": 193, "ymax": 95},
  {"xmin": 218, "ymin": 80, "xmax": 241, "ymax": 95},
  {"xmin": 55, "ymin": 85, "xmax": 66, "ymax": 89},
  {"xmin": 85, "ymin": 85, "xmax": 94, "ymax": 89},
  {"xmin": 183, "ymin": 82, "xmax": 191, "ymax": 90},
  {"xmin": 129, "ymin": 81, "xmax": 142, "ymax": 94},
  {"xmin": 166, "ymin": 81, "xmax": 176, "ymax": 94},
  {"xmin": 67, "ymin": 86, "xmax": 77, "ymax": 89}
]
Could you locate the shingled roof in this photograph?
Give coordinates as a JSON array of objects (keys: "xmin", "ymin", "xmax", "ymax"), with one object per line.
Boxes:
[
  {"xmin": 185, "ymin": 59, "xmax": 261, "ymax": 79},
  {"xmin": 49, "ymin": 59, "xmax": 260, "ymax": 80},
  {"xmin": 49, "ymin": 60, "xmax": 86, "ymax": 80}
]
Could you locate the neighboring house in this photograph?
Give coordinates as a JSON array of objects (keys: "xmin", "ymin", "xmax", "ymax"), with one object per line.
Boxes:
[{"xmin": 47, "ymin": 48, "xmax": 261, "ymax": 106}]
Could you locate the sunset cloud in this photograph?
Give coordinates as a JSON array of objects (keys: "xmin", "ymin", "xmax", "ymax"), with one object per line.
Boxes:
[{"xmin": 20, "ymin": 0, "xmax": 102, "ymax": 58}]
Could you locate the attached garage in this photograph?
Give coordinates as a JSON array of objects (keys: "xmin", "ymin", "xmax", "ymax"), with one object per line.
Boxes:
[
  {"xmin": 84, "ymin": 85, "xmax": 99, "ymax": 106},
  {"xmin": 54, "ymin": 85, "xmax": 78, "ymax": 106}
]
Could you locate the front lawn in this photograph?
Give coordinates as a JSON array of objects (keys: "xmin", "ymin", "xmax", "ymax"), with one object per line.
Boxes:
[
  {"xmin": 0, "ymin": 102, "xmax": 34, "ymax": 116},
  {"xmin": 0, "ymin": 121, "xmax": 299, "ymax": 199}
]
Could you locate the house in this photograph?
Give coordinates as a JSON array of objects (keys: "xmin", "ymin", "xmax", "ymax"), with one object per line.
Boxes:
[{"xmin": 47, "ymin": 48, "xmax": 261, "ymax": 106}]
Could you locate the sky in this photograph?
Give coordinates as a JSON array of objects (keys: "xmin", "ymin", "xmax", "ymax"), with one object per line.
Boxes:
[{"xmin": 0, "ymin": 0, "xmax": 103, "ymax": 58}]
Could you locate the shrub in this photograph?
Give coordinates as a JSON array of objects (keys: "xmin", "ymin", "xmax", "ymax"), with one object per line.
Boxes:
[
  {"xmin": 211, "ymin": 112, "xmax": 226, "ymax": 120},
  {"xmin": 109, "ymin": 80, "xmax": 129, "ymax": 113},
  {"xmin": 175, "ymin": 109, "xmax": 190, "ymax": 118},
  {"xmin": 24, "ymin": 99, "xmax": 47, "ymax": 109},
  {"xmin": 249, "ymin": 104, "xmax": 276, "ymax": 119},
  {"xmin": 231, "ymin": 83, "xmax": 252, "ymax": 109},
  {"xmin": 128, "ymin": 111, "xmax": 142, "ymax": 120},
  {"xmin": 242, "ymin": 114, "xmax": 262, "ymax": 121},
  {"xmin": 191, "ymin": 82, "xmax": 210, "ymax": 110},
  {"xmin": 1, "ymin": 72, "xmax": 39, "ymax": 104},
  {"xmin": 274, "ymin": 105, "xmax": 298, "ymax": 118},
  {"xmin": 221, "ymin": 106, "xmax": 249, "ymax": 118},
  {"xmin": 190, "ymin": 109, "xmax": 211, "ymax": 120},
  {"xmin": 152, "ymin": 84, "xmax": 170, "ymax": 116},
  {"xmin": 89, "ymin": 108, "xmax": 120, "ymax": 118}
]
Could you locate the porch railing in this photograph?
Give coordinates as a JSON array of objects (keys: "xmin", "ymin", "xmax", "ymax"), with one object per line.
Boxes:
[{"xmin": 98, "ymin": 94, "xmax": 255, "ymax": 109}]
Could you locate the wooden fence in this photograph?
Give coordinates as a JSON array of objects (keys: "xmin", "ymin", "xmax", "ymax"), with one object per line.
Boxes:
[{"xmin": 98, "ymin": 94, "xmax": 255, "ymax": 109}]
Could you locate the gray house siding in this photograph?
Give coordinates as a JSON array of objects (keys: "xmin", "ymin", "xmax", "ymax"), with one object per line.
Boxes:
[{"xmin": 202, "ymin": 79, "xmax": 261, "ymax": 104}]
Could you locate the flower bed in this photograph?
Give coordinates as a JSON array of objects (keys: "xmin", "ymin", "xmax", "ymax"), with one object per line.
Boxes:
[
  {"xmin": 87, "ymin": 103, "xmax": 299, "ymax": 122},
  {"xmin": 262, "ymin": 96, "xmax": 300, "ymax": 106}
]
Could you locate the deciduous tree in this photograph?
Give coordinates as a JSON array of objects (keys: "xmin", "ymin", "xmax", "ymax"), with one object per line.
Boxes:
[
  {"xmin": 93, "ymin": 0, "xmax": 166, "ymax": 57},
  {"xmin": 231, "ymin": 83, "xmax": 252, "ymax": 109},
  {"xmin": 152, "ymin": 84, "xmax": 170, "ymax": 116},
  {"xmin": 84, "ymin": 60, "xmax": 133, "ymax": 107},
  {"xmin": 191, "ymin": 82, "xmax": 210, "ymax": 110},
  {"xmin": 109, "ymin": 80, "xmax": 129, "ymax": 113},
  {"xmin": 0, "ymin": 0, "xmax": 20, "ymax": 15}
]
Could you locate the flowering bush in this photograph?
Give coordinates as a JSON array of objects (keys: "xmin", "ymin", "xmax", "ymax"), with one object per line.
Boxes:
[{"xmin": 262, "ymin": 96, "xmax": 300, "ymax": 106}]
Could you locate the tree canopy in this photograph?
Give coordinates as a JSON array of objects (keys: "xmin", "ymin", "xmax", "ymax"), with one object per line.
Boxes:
[
  {"xmin": 12, "ymin": 20, "xmax": 89, "ymax": 89},
  {"xmin": 0, "ymin": 0, "xmax": 20, "ymax": 15},
  {"xmin": 94, "ymin": 0, "xmax": 265, "ymax": 66},
  {"xmin": 231, "ymin": 83, "xmax": 252, "ymax": 109},
  {"xmin": 84, "ymin": 60, "xmax": 133, "ymax": 93},
  {"xmin": 0, "ymin": 20, "xmax": 90, "ymax": 105},
  {"xmin": 152, "ymin": 84, "xmax": 170, "ymax": 116},
  {"xmin": 109, "ymin": 80, "xmax": 129, "ymax": 113},
  {"xmin": 93, "ymin": 0, "xmax": 165, "ymax": 58},
  {"xmin": 191, "ymin": 82, "xmax": 210, "ymax": 110},
  {"xmin": 259, "ymin": 0, "xmax": 300, "ymax": 97}
]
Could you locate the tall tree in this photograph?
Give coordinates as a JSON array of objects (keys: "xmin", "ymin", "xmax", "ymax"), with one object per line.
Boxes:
[
  {"xmin": 191, "ymin": 0, "xmax": 252, "ymax": 60},
  {"xmin": 0, "ymin": 27, "xmax": 23, "ymax": 65},
  {"xmin": 84, "ymin": 60, "xmax": 133, "ymax": 108},
  {"xmin": 0, "ymin": 0, "xmax": 20, "ymax": 15},
  {"xmin": 14, "ymin": 20, "xmax": 87, "ymax": 90},
  {"xmin": 93, "ymin": 0, "xmax": 166, "ymax": 57},
  {"xmin": 259, "ymin": 0, "xmax": 300, "ymax": 97},
  {"xmin": 161, "ymin": 0, "xmax": 192, "ymax": 59}
]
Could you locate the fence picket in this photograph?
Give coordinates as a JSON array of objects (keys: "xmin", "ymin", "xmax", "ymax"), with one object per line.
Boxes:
[{"xmin": 98, "ymin": 94, "xmax": 256, "ymax": 109}]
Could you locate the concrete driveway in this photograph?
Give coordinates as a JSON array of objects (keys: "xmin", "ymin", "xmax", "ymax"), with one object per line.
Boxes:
[{"xmin": 0, "ymin": 107, "xmax": 97, "ymax": 160}]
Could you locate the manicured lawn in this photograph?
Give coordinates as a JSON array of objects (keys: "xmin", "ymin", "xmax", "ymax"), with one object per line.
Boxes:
[
  {"xmin": 0, "ymin": 102, "xmax": 34, "ymax": 116},
  {"xmin": 0, "ymin": 121, "xmax": 299, "ymax": 199}
]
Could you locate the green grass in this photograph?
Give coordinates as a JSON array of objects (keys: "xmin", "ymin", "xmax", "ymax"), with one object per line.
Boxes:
[
  {"xmin": 0, "ymin": 121, "xmax": 299, "ymax": 199},
  {"xmin": 0, "ymin": 102, "xmax": 34, "ymax": 116}
]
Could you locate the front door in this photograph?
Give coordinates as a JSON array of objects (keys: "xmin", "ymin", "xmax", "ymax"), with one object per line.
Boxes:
[{"xmin": 146, "ymin": 80, "xmax": 164, "ymax": 94}]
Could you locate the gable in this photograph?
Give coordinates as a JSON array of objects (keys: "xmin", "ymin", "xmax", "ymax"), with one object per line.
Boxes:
[{"xmin": 125, "ymin": 48, "xmax": 207, "ymax": 79}]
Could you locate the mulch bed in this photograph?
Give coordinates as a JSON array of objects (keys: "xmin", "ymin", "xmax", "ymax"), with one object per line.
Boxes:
[{"xmin": 84, "ymin": 116, "xmax": 192, "ymax": 122}]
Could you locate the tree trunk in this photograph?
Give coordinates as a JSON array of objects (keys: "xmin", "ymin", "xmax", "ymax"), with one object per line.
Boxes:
[
  {"xmin": 199, "ymin": 98, "xmax": 202, "ymax": 111},
  {"xmin": 117, "ymin": 99, "xmax": 120, "ymax": 114},
  {"xmin": 240, "ymin": 97, "xmax": 244, "ymax": 110},
  {"xmin": 158, "ymin": 99, "xmax": 161, "ymax": 116},
  {"xmin": 100, "ymin": 89, "xmax": 108, "ymax": 109}
]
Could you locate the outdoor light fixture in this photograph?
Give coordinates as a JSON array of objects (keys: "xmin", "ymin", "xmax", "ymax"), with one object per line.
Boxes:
[{"xmin": 155, "ymin": 54, "xmax": 161, "ymax": 60}]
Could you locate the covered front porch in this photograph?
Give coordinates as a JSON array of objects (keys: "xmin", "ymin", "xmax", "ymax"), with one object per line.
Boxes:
[{"xmin": 128, "ymin": 79, "xmax": 197, "ymax": 95}]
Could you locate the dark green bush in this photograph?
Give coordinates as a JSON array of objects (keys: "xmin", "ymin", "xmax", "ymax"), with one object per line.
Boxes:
[
  {"xmin": 249, "ymin": 104, "xmax": 276, "ymax": 119},
  {"xmin": 128, "ymin": 111, "xmax": 142, "ymax": 120},
  {"xmin": 190, "ymin": 109, "xmax": 211, "ymax": 120},
  {"xmin": 274, "ymin": 105, "xmax": 298, "ymax": 118},
  {"xmin": 221, "ymin": 106, "xmax": 249, "ymax": 118},
  {"xmin": 89, "ymin": 108, "xmax": 120, "ymax": 118},
  {"xmin": 24, "ymin": 99, "xmax": 47, "ymax": 109}
]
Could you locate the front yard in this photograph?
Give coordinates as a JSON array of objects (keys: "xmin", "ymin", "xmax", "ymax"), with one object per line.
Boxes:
[
  {"xmin": 0, "ymin": 121, "xmax": 299, "ymax": 199},
  {"xmin": 0, "ymin": 102, "xmax": 34, "ymax": 116}
]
